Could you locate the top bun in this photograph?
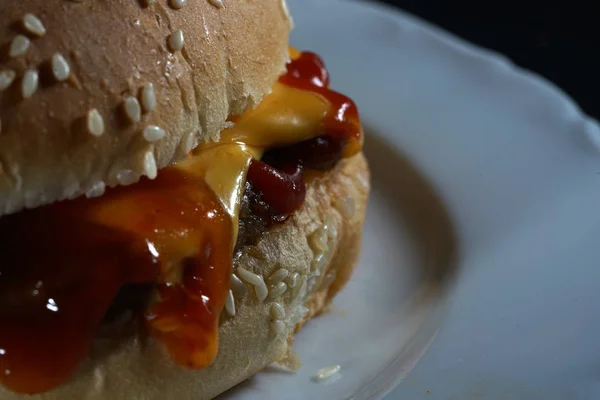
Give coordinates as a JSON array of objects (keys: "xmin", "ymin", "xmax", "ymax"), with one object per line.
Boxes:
[{"xmin": 0, "ymin": 0, "xmax": 292, "ymax": 216}]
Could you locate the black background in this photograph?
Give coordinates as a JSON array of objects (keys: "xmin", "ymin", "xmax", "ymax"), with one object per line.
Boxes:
[{"xmin": 376, "ymin": 1, "xmax": 598, "ymax": 119}]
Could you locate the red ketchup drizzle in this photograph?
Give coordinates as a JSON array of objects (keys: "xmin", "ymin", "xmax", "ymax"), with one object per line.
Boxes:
[
  {"xmin": 279, "ymin": 51, "xmax": 363, "ymax": 157},
  {"xmin": 245, "ymin": 51, "xmax": 363, "ymax": 224},
  {"xmin": 0, "ymin": 169, "xmax": 232, "ymax": 394},
  {"xmin": 246, "ymin": 161, "xmax": 306, "ymax": 224}
]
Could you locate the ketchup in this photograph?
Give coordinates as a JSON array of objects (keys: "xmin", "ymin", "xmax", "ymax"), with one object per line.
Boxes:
[
  {"xmin": 262, "ymin": 135, "xmax": 346, "ymax": 171},
  {"xmin": 0, "ymin": 170, "xmax": 232, "ymax": 394},
  {"xmin": 244, "ymin": 51, "xmax": 362, "ymax": 226},
  {"xmin": 246, "ymin": 161, "xmax": 306, "ymax": 224},
  {"xmin": 283, "ymin": 51, "xmax": 330, "ymax": 88},
  {"xmin": 280, "ymin": 51, "xmax": 363, "ymax": 157},
  {"xmin": 0, "ymin": 50, "xmax": 362, "ymax": 395}
]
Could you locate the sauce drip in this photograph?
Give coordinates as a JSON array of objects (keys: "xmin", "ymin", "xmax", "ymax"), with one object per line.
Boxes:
[
  {"xmin": 246, "ymin": 161, "xmax": 306, "ymax": 224},
  {"xmin": 242, "ymin": 51, "xmax": 362, "ymax": 227},
  {"xmin": 280, "ymin": 51, "xmax": 363, "ymax": 157},
  {"xmin": 0, "ymin": 169, "xmax": 232, "ymax": 394}
]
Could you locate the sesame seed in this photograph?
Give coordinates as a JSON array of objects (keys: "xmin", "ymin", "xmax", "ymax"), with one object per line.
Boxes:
[
  {"xmin": 168, "ymin": 30, "xmax": 185, "ymax": 52},
  {"xmin": 51, "ymin": 53, "xmax": 71, "ymax": 82},
  {"xmin": 87, "ymin": 108, "xmax": 104, "ymax": 136},
  {"xmin": 230, "ymin": 274, "xmax": 248, "ymax": 298},
  {"xmin": 123, "ymin": 97, "xmax": 141, "ymax": 123},
  {"xmin": 270, "ymin": 320, "xmax": 285, "ymax": 336},
  {"xmin": 116, "ymin": 169, "xmax": 139, "ymax": 185},
  {"xmin": 312, "ymin": 253, "xmax": 328, "ymax": 272},
  {"xmin": 208, "ymin": 0, "xmax": 224, "ymax": 8},
  {"xmin": 287, "ymin": 272, "xmax": 299, "ymax": 289},
  {"xmin": 170, "ymin": 0, "xmax": 188, "ymax": 9},
  {"xmin": 267, "ymin": 268, "xmax": 289, "ymax": 285},
  {"xmin": 21, "ymin": 69, "xmax": 39, "ymax": 98},
  {"xmin": 143, "ymin": 125, "xmax": 166, "ymax": 142},
  {"xmin": 270, "ymin": 303, "xmax": 285, "ymax": 320},
  {"xmin": 324, "ymin": 213, "xmax": 338, "ymax": 240},
  {"xmin": 85, "ymin": 181, "xmax": 106, "ymax": 199},
  {"xmin": 268, "ymin": 282, "xmax": 288, "ymax": 300},
  {"xmin": 357, "ymin": 172, "xmax": 369, "ymax": 190},
  {"xmin": 309, "ymin": 227, "xmax": 328, "ymax": 253},
  {"xmin": 236, "ymin": 267, "xmax": 262, "ymax": 286},
  {"xmin": 254, "ymin": 279, "xmax": 268, "ymax": 302},
  {"xmin": 225, "ymin": 290, "xmax": 236, "ymax": 317},
  {"xmin": 141, "ymin": 83, "xmax": 156, "ymax": 112},
  {"xmin": 291, "ymin": 275, "xmax": 306, "ymax": 301},
  {"xmin": 0, "ymin": 70, "xmax": 17, "ymax": 91},
  {"xmin": 336, "ymin": 195, "xmax": 356, "ymax": 218},
  {"xmin": 180, "ymin": 130, "xmax": 196, "ymax": 154},
  {"xmin": 23, "ymin": 13, "xmax": 46, "ymax": 37},
  {"xmin": 9, "ymin": 35, "xmax": 30, "ymax": 57},
  {"xmin": 143, "ymin": 150, "xmax": 158, "ymax": 179},
  {"xmin": 315, "ymin": 365, "xmax": 341, "ymax": 381}
]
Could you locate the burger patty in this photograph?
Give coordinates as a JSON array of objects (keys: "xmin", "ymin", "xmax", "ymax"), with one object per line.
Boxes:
[{"xmin": 100, "ymin": 134, "xmax": 347, "ymax": 334}]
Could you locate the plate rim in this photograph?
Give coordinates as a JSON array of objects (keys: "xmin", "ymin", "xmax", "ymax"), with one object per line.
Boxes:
[
  {"xmin": 286, "ymin": 0, "xmax": 600, "ymax": 398},
  {"xmin": 337, "ymin": 0, "xmax": 598, "ymax": 134}
]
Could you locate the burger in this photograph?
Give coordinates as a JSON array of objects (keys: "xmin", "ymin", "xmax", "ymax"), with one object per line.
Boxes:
[{"xmin": 0, "ymin": 1, "xmax": 370, "ymax": 399}]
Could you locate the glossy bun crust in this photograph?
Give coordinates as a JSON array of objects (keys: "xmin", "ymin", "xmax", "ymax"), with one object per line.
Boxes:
[
  {"xmin": 0, "ymin": 153, "xmax": 369, "ymax": 400},
  {"xmin": 0, "ymin": 0, "xmax": 292, "ymax": 216}
]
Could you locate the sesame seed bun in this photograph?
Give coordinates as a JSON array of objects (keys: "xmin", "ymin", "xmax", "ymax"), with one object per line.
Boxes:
[
  {"xmin": 0, "ymin": 0, "xmax": 292, "ymax": 216},
  {"xmin": 0, "ymin": 153, "xmax": 370, "ymax": 400}
]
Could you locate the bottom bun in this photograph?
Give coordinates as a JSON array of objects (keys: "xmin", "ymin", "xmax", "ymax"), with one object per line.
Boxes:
[{"xmin": 0, "ymin": 153, "xmax": 370, "ymax": 400}]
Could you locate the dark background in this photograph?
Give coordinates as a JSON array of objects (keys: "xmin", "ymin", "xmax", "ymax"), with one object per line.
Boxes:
[{"xmin": 377, "ymin": 1, "xmax": 598, "ymax": 119}]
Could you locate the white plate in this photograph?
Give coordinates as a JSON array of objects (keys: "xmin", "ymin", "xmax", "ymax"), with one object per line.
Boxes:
[{"xmin": 222, "ymin": 0, "xmax": 600, "ymax": 399}]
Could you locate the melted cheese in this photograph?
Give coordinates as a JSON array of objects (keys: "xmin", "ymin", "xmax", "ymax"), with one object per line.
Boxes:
[
  {"xmin": 178, "ymin": 81, "xmax": 331, "ymax": 243},
  {"xmin": 219, "ymin": 83, "xmax": 330, "ymax": 148}
]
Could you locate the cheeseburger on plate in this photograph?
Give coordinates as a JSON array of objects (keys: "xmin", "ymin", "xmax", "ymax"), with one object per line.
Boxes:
[{"xmin": 0, "ymin": 0, "xmax": 370, "ymax": 399}]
